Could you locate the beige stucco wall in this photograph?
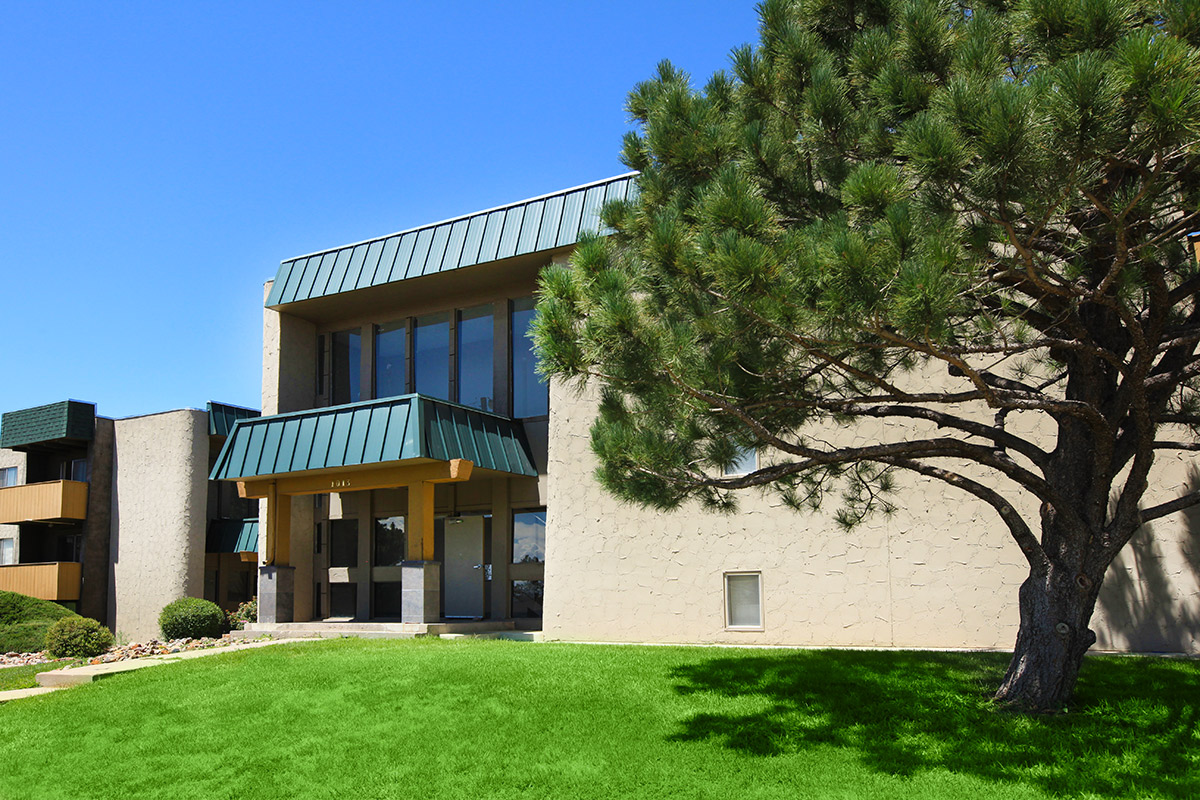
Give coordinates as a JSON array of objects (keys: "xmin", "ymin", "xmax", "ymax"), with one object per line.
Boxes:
[
  {"xmin": 108, "ymin": 409, "xmax": 209, "ymax": 640},
  {"xmin": 259, "ymin": 281, "xmax": 317, "ymax": 619},
  {"xmin": 543, "ymin": 381, "xmax": 1200, "ymax": 653},
  {"xmin": 0, "ymin": 449, "xmax": 26, "ymax": 562},
  {"xmin": 262, "ymin": 281, "xmax": 317, "ymax": 417}
]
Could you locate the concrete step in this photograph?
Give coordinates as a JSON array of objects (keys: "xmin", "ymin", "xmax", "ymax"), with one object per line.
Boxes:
[
  {"xmin": 234, "ymin": 619, "xmax": 529, "ymax": 641},
  {"xmin": 441, "ymin": 630, "xmax": 542, "ymax": 642},
  {"xmin": 0, "ymin": 686, "xmax": 60, "ymax": 703}
]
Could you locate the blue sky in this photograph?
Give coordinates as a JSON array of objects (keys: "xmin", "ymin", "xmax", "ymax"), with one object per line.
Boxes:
[{"xmin": 0, "ymin": 2, "xmax": 760, "ymax": 419}]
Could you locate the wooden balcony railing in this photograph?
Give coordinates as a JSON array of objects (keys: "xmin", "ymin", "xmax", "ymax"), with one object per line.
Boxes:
[
  {"xmin": 0, "ymin": 561, "xmax": 82, "ymax": 601},
  {"xmin": 0, "ymin": 480, "xmax": 88, "ymax": 524}
]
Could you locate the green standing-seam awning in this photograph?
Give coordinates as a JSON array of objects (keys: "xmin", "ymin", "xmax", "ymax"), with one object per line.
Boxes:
[
  {"xmin": 207, "ymin": 401, "xmax": 260, "ymax": 437},
  {"xmin": 206, "ymin": 518, "xmax": 259, "ymax": 554},
  {"xmin": 209, "ymin": 394, "xmax": 537, "ymax": 481},
  {"xmin": 265, "ymin": 173, "xmax": 638, "ymax": 307}
]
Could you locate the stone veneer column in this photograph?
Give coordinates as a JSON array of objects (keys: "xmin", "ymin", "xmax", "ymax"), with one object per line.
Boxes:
[
  {"xmin": 259, "ymin": 565, "xmax": 295, "ymax": 624},
  {"xmin": 400, "ymin": 562, "xmax": 440, "ymax": 623}
]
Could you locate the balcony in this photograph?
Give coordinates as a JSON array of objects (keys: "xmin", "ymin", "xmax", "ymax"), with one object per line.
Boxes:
[
  {"xmin": 0, "ymin": 480, "xmax": 88, "ymax": 524},
  {"xmin": 0, "ymin": 562, "xmax": 82, "ymax": 601}
]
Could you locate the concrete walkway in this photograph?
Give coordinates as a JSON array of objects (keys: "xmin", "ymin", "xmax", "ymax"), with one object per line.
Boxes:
[{"xmin": 0, "ymin": 637, "xmax": 320, "ymax": 704}]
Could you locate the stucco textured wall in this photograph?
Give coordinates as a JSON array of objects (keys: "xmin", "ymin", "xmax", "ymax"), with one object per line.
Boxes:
[
  {"xmin": 0, "ymin": 449, "xmax": 25, "ymax": 560},
  {"xmin": 543, "ymin": 381, "xmax": 1200, "ymax": 653},
  {"xmin": 108, "ymin": 410, "xmax": 208, "ymax": 640},
  {"xmin": 261, "ymin": 281, "xmax": 316, "ymax": 417}
]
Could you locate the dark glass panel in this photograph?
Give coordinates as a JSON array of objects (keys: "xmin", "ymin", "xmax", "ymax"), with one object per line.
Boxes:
[
  {"xmin": 457, "ymin": 304, "xmax": 494, "ymax": 411},
  {"xmin": 511, "ymin": 580, "xmax": 544, "ymax": 619},
  {"xmin": 414, "ymin": 312, "xmax": 450, "ymax": 400},
  {"xmin": 329, "ymin": 518, "xmax": 358, "ymax": 568},
  {"xmin": 374, "ymin": 582, "xmax": 404, "ymax": 618},
  {"xmin": 511, "ymin": 297, "xmax": 548, "ymax": 417},
  {"xmin": 374, "ymin": 516, "xmax": 406, "ymax": 566},
  {"xmin": 329, "ymin": 583, "xmax": 357, "ymax": 618},
  {"xmin": 375, "ymin": 321, "xmax": 407, "ymax": 399},
  {"xmin": 332, "ymin": 329, "xmax": 361, "ymax": 404}
]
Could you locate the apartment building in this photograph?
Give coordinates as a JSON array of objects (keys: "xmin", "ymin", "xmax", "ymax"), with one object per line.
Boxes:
[
  {"xmin": 0, "ymin": 400, "xmax": 259, "ymax": 639},
  {"xmin": 208, "ymin": 176, "xmax": 1198, "ymax": 652}
]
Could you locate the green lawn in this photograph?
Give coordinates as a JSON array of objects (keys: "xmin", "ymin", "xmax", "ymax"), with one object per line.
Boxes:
[
  {"xmin": 0, "ymin": 639, "xmax": 1195, "ymax": 799},
  {"xmin": 0, "ymin": 660, "xmax": 71, "ymax": 692}
]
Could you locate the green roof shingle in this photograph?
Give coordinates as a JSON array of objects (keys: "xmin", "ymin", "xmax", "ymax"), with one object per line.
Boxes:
[{"xmin": 0, "ymin": 401, "xmax": 95, "ymax": 449}]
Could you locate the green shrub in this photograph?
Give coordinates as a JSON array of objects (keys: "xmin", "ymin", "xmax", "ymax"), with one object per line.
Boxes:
[
  {"xmin": 43, "ymin": 617, "xmax": 113, "ymax": 659},
  {"xmin": 159, "ymin": 597, "xmax": 227, "ymax": 640},
  {"xmin": 0, "ymin": 591, "xmax": 78, "ymax": 653},
  {"xmin": 226, "ymin": 597, "xmax": 257, "ymax": 631}
]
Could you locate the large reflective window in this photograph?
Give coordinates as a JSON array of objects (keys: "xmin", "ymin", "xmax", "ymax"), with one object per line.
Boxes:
[
  {"xmin": 457, "ymin": 304, "xmax": 494, "ymax": 411},
  {"xmin": 512, "ymin": 509, "xmax": 546, "ymax": 564},
  {"xmin": 511, "ymin": 580, "xmax": 544, "ymax": 618},
  {"xmin": 375, "ymin": 321, "xmax": 407, "ymax": 399},
  {"xmin": 511, "ymin": 297, "xmax": 549, "ymax": 417},
  {"xmin": 374, "ymin": 516, "xmax": 406, "ymax": 566},
  {"xmin": 414, "ymin": 312, "xmax": 450, "ymax": 400},
  {"xmin": 332, "ymin": 329, "xmax": 361, "ymax": 405}
]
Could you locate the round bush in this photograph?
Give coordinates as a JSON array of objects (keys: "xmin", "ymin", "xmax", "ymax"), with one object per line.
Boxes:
[
  {"xmin": 43, "ymin": 616, "xmax": 114, "ymax": 659},
  {"xmin": 158, "ymin": 597, "xmax": 227, "ymax": 640}
]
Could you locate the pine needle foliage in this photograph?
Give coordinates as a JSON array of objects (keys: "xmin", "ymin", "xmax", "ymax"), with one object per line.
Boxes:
[{"xmin": 535, "ymin": 0, "xmax": 1200, "ymax": 710}]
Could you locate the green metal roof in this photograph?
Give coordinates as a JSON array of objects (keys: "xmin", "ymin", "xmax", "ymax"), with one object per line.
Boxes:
[
  {"xmin": 265, "ymin": 173, "xmax": 638, "ymax": 307},
  {"xmin": 209, "ymin": 394, "xmax": 537, "ymax": 481},
  {"xmin": 207, "ymin": 401, "xmax": 260, "ymax": 437},
  {"xmin": 0, "ymin": 401, "xmax": 95, "ymax": 450},
  {"xmin": 206, "ymin": 518, "xmax": 259, "ymax": 554}
]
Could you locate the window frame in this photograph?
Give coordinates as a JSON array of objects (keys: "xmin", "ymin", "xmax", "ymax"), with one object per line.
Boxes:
[
  {"xmin": 413, "ymin": 311, "xmax": 452, "ymax": 401},
  {"xmin": 331, "ymin": 328, "xmax": 363, "ymax": 405},
  {"xmin": 724, "ymin": 571, "xmax": 764, "ymax": 631},
  {"xmin": 373, "ymin": 515, "xmax": 407, "ymax": 567},
  {"xmin": 456, "ymin": 303, "xmax": 495, "ymax": 412},
  {"xmin": 373, "ymin": 319, "xmax": 409, "ymax": 400},
  {"xmin": 511, "ymin": 507, "xmax": 547, "ymax": 566},
  {"xmin": 0, "ymin": 467, "xmax": 16, "ymax": 488}
]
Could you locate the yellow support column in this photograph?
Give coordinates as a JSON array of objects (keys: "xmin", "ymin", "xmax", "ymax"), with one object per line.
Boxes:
[
  {"xmin": 406, "ymin": 481, "xmax": 436, "ymax": 561},
  {"xmin": 263, "ymin": 482, "xmax": 293, "ymax": 567},
  {"xmin": 274, "ymin": 493, "xmax": 292, "ymax": 567}
]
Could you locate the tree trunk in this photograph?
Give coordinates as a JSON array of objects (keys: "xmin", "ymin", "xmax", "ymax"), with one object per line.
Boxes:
[{"xmin": 994, "ymin": 567, "xmax": 1101, "ymax": 711}]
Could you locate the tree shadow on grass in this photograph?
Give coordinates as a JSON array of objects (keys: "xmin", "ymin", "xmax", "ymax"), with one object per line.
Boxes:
[{"xmin": 667, "ymin": 650, "xmax": 1199, "ymax": 798}]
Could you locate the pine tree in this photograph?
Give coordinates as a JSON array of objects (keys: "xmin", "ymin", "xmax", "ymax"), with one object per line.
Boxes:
[{"xmin": 535, "ymin": 0, "xmax": 1200, "ymax": 710}]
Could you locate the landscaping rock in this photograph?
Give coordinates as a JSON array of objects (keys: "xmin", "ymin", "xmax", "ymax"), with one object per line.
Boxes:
[
  {"xmin": 1, "ymin": 651, "xmax": 57, "ymax": 667},
  {"xmin": 2, "ymin": 635, "xmax": 253, "ymax": 670}
]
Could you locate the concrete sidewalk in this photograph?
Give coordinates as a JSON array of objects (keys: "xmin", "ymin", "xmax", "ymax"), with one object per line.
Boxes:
[{"xmin": 0, "ymin": 637, "xmax": 319, "ymax": 704}]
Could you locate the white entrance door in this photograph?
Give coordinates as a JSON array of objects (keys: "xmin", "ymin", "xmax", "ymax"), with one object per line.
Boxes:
[{"xmin": 443, "ymin": 516, "xmax": 485, "ymax": 618}]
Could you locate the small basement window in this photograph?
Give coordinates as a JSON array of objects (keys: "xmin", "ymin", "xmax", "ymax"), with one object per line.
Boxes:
[{"xmin": 724, "ymin": 571, "xmax": 763, "ymax": 630}]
